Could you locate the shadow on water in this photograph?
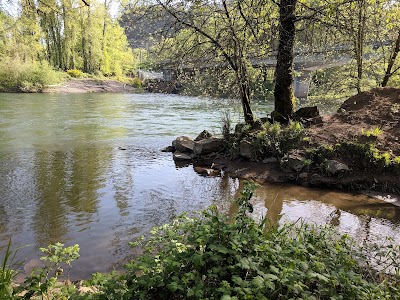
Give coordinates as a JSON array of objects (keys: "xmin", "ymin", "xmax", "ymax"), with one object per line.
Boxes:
[{"xmin": 0, "ymin": 92, "xmax": 399, "ymax": 280}]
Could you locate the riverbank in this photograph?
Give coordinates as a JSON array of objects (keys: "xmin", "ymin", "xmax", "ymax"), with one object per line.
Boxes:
[
  {"xmin": 168, "ymin": 87, "xmax": 400, "ymax": 197},
  {"xmin": 43, "ymin": 78, "xmax": 137, "ymax": 93}
]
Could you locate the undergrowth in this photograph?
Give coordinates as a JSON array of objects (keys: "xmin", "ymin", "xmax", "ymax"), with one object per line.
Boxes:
[
  {"xmin": 225, "ymin": 121, "xmax": 305, "ymax": 161},
  {"xmin": 1, "ymin": 183, "xmax": 400, "ymax": 299},
  {"xmin": 306, "ymin": 142, "xmax": 400, "ymax": 173},
  {"xmin": 0, "ymin": 59, "xmax": 64, "ymax": 92}
]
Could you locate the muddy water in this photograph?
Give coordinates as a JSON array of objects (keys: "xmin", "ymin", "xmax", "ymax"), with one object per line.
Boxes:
[{"xmin": 0, "ymin": 92, "xmax": 399, "ymax": 280}]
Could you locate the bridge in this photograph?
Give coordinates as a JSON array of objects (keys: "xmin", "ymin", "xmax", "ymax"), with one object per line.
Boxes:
[{"xmin": 154, "ymin": 48, "xmax": 362, "ymax": 100}]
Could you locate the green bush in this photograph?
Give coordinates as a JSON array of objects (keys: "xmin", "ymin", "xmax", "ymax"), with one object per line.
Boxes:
[
  {"xmin": 0, "ymin": 59, "xmax": 64, "ymax": 92},
  {"xmin": 66, "ymin": 69, "xmax": 84, "ymax": 78},
  {"xmin": 251, "ymin": 121, "xmax": 304, "ymax": 160},
  {"xmin": 131, "ymin": 77, "xmax": 142, "ymax": 88}
]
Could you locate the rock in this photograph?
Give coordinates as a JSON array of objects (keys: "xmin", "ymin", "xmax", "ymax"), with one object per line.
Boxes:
[
  {"xmin": 298, "ymin": 172, "xmax": 308, "ymax": 179},
  {"xmin": 195, "ymin": 130, "xmax": 213, "ymax": 141},
  {"xmin": 270, "ymin": 110, "xmax": 288, "ymax": 123},
  {"xmin": 325, "ymin": 160, "xmax": 350, "ymax": 176},
  {"xmin": 293, "ymin": 106, "xmax": 320, "ymax": 119},
  {"xmin": 161, "ymin": 145, "xmax": 175, "ymax": 152},
  {"xmin": 262, "ymin": 157, "xmax": 278, "ymax": 164},
  {"xmin": 194, "ymin": 166, "xmax": 221, "ymax": 177},
  {"xmin": 172, "ymin": 136, "xmax": 194, "ymax": 153},
  {"xmin": 193, "ymin": 138, "xmax": 224, "ymax": 155},
  {"xmin": 239, "ymin": 140, "xmax": 253, "ymax": 159},
  {"xmin": 280, "ymin": 153, "xmax": 306, "ymax": 172},
  {"xmin": 173, "ymin": 152, "xmax": 192, "ymax": 161},
  {"xmin": 251, "ymin": 119, "xmax": 264, "ymax": 130}
]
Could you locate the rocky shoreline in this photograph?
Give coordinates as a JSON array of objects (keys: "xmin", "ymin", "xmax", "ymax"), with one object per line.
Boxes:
[{"xmin": 163, "ymin": 88, "xmax": 400, "ymax": 197}]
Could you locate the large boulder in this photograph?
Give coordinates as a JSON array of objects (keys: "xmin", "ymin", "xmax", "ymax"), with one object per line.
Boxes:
[
  {"xmin": 293, "ymin": 106, "xmax": 320, "ymax": 119},
  {"xmin": 172, "ymin": 136, "xmax": 194, "ymax": 153},
  {"xmin": 280, "ymin": 152, "xmax": 306, "ymax": 172},
  {"xmin": 193, "ymin": 138, "xmax": 224, "ymax": 155},
  {"xmin": 292, "ymin": 106, "xmax": 323, "ymax": 126},
  {"xmin": 239, "ymin": 140, "xmax": 253, "ymax": 159},
  {"xmin": 195, "ymin": 130, "xmax": 213, "ymax": 141}
]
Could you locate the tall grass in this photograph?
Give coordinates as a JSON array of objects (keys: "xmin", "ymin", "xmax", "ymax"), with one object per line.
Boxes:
[
  {"xmin": 0, "ymin": 239, "xmax": 21, "ymax": 299},
  {"xmin": 0, "ymin": 58, "xmax": 65, "ymax": 92}
]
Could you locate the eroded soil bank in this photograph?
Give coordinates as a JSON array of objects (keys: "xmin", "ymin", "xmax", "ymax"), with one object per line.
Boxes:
[{"xmin": 170, "ymin": 87, "xmax": 400, "ymax": 197}]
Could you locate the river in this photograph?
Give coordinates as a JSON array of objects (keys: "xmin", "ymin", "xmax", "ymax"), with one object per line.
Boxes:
[{"xmin": 0, "ymin": 92, "xmax": 399, "ymax": 280}]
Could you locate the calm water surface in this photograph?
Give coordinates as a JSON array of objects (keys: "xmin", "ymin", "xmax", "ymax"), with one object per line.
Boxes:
[{"xmin": 0, "ymin": 92, "xmax": 399, "ymax": 279}]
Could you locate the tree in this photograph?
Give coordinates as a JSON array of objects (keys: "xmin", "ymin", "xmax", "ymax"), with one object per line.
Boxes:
[
  {"xmin": 137, "ymin": 0, "xmax": 277, "ymax": 124},
  {"xmin": 274, "ymin": 0, "xmax": 297, "ymax": 118}
]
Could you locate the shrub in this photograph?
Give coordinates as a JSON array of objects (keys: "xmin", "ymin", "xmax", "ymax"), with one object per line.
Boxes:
[
  {"xmin": 251, "ymin": 121, "xmax": 304, "ymax": 160},
  {"xmin": 0, "ymin": 59, "xmax": 64, "ymax": 92},
  {"xmin": 67, "ymin": 69, "xmax": 84, "ymax": 78},
  {"xmin": 131, "ymin": 77, "xmax": 142, "ymax": 88}
]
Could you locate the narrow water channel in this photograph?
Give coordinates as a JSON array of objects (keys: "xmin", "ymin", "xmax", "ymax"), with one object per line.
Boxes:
[{"xmin": 0, "ymin": 92, "xmax": 399, "ymax": 280}]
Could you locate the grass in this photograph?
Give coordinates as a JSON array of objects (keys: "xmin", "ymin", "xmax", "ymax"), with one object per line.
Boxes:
[{"xmin": 0, "ymin": 239, "xmax": 21, "ymax": 299}]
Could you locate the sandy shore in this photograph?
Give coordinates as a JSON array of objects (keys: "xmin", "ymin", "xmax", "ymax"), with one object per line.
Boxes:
[{"xmin": 43, "ymin": 78, "xmax": 137, "ymax": 93}]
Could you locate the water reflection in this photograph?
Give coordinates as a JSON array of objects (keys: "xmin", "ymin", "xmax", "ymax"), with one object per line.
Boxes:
[
  {"xmin": 250, "ymin": 184, "xmax": 400, "ymax": 244},
  {"xmin": 0, "ymin": 92, "xmax": 399, "ymax": 280}
]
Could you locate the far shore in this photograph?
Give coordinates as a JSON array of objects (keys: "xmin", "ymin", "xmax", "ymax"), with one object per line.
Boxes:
[{"xmin": 43, "ymin": 78, "xmax": 137, "ymax": 93}]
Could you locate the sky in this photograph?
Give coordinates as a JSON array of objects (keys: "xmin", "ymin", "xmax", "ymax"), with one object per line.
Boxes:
[{"xmin": 0, "ymin": 0, "xmax": 121, "ymax": 18}]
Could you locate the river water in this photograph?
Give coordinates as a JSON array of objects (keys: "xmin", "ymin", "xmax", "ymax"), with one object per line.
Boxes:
[{"xmin": 0, "ymin": 92, "xmax": 399, "ymax": 280}]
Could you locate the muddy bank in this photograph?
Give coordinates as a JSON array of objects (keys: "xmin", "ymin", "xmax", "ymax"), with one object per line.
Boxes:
[
  {"xmin": 168, "ymin": 87, "xmax": 400, "ymax": 196},
  {"xmin": 43, "ymin": 78, "xmax": 137, "ymax": 93}
]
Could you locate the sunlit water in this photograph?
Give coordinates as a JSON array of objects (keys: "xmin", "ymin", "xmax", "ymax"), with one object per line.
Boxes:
[{"xmin": 0, "ymin": 92, "xmax": 399, "ymax": 280}]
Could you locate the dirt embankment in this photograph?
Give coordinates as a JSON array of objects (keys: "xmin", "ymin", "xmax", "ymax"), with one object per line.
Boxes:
[
  {"xmin": 189, "ymin": 87, "xmax": 400, "ymax": 196},
  {"xmin": 308, "ymin": 87, "xmax": 400, "ymax": 156},
  {"xmin": 43, "ymin": 78, "xmax": 136, "ymax": 93}
]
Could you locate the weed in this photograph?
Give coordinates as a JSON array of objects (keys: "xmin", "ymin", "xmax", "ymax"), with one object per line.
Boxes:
[
  {"xmin": 361, "ymin": 127, "xmax": 382, "ymax": 137},
  {"xmin": 0, "ymin": 239, "xmax": 22, "ymax": 299}
]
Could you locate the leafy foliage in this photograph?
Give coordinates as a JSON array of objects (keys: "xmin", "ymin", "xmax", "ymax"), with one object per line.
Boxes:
[
  {"xmin": 2, "ymin": 183, "xmax": 400, "ymax": 299},
  {"xmin": 81, "ymin": 182, "xmax": 399, "ymax": 300},
  {"xmin": 0, "ymin": 59, "xmax": 64, "ymax": 92}
]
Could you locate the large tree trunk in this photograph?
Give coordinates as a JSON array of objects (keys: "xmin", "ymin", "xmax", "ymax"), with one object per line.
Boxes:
[
  {"xmin": 274, "ymin": 0, "xmax": 297, "ymax": 118},
  {"xmin": 381, "ymin": 29, "xmax": 400, "ymax": 87}
]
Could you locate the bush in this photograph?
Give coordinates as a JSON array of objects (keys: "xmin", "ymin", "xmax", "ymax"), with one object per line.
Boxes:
[
  {"xmin": 246, "ymin": 121, "xmax": 304, "ymax": 160},
  {"xmin": 66, "ymin": 69, "xmax": 84, "ymax": 78},
  {"xmin": 0, "ymin": 59, "xmax": 64, "ymax": 92},
  {"xmin": 131, "ymin": 77, "xmax": 142, "ymax": 88}
]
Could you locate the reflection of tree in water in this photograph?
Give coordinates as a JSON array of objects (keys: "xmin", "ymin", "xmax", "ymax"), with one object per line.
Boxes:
[
  {"xmin": 252, "ymin": 183, "xmax": 400, "ymax": 244},
  {"xmin": 32, "ymin": 147, "xmax": 111, "ymax": 245},
  {"xmin": 109, "ymin": 150, "xmax": 134, "ymax": 217}
]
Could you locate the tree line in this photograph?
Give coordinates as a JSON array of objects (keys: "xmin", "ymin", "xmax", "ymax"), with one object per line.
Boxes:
[{"xmin": 0, "ymin": 0, "xmax": 133, "ymax": 76}]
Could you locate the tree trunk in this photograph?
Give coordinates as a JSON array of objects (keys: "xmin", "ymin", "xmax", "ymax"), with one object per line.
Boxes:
[
  {"xmin": 274, "ymin": 0, "xmax": 297, "ymax": 118},
  {"xmin": 381, "ymin": 29, "xmax": 400, "ymax": 87},
  {"xmin": 355, "ymin": 0, "xmax": 366, "ymax": 94},
  {"xmin": 237, "ymin": 62, "xmax": 255, "ymax": 124}
]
